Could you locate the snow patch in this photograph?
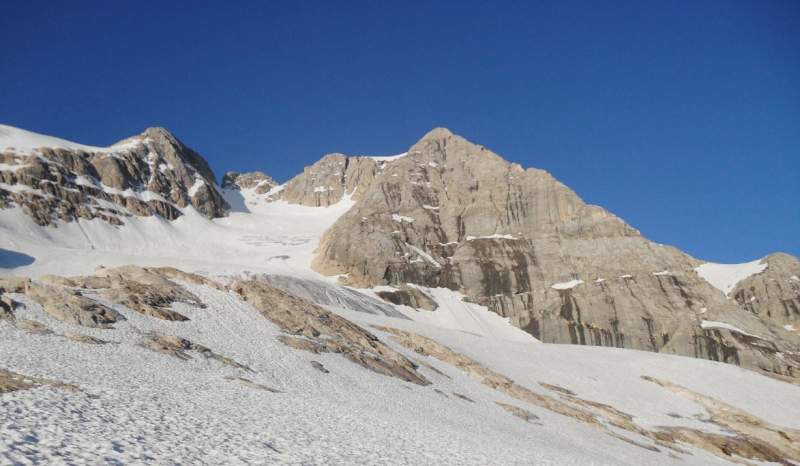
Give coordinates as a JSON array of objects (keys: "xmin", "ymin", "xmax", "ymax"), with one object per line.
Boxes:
[
  {"xmin": 187, "ymin": 178, "xmax": 205, "ymax": 197},
  {"xmin": 391, "ymin": 214, "xmax": 414, "ymax": 223},
  {"xmin": 465, "ymin": 234, "xmax": 516, "ymax": 241},
  {"xmin": 369, "ymin": 152, "xmax": 407, "ymax": 162},
  {"xmin": 405, "ymin": 244, "xmax": 441, "ymax": 268},
  {"xmin": 551, "ymin": 279, "xmax": 583, "ymax": 290},
  {"xmin": 700, "ymin": 320, "xmax": 763, "ymax": 339},
  {"xmin": 695, "ymin": 260, "xmax": 768, "ymax": 296}
]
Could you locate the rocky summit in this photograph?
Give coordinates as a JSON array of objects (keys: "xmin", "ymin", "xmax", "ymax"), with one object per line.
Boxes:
[
  {"xmin": 1, "ymin": 123, "xmax": 799, "ymax": 465},
  {"xmin": 312, "ymin": 128, "xmax": 800, "ymax": 378},
  {"xmin": 0, "ymin": 124, "xmax": 229, "ymax": 226}
]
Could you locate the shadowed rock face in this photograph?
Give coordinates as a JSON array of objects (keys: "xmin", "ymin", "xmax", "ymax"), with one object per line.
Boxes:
[
  {"xmin": 312, "ymin": 128, "xmax": 800, "ymax": 377},
  {"xmin": 0, "ymin": 127, "xmax": 228, "ymax": 225}
]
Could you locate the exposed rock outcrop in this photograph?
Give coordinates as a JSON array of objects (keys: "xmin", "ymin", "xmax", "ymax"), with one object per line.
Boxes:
[
  {"xmin": 376, "ymin": 285, "xmax": 438, "ymax": 311},
  {"xmin": 375, "ymin": 325, "xmax": 800, "ymax": 465},
  {"xmin": 95, "ymin": 266, "xmax": 207, "ymax": 321},
  {"xmin": 277, "ymin": 153, "xmax": 383, "ymax": 206},
  {"xmin": 23, "ymin": 282, "xmax": 123, "ymax": 328},
  {"xmin": 0, "ymin": 125, "xmax": 229, "ymax": 226},
  {"xmin": 0, "ymin": 369, "xmax": 78, "ymax": 394},
  {"xmin": 312, "ymin": 128, "xmax": 800, "ymax": 376},
  {"xmin": 231, "ymin": 279, "xmax": 429, "ymax": 385},
  {"xmin": 141, "ymin": 333, "xmax": 251, "ymax": 371},
  {"xmin": 221, "ymin": 171, "xmax": 278, "ymax": 194},
  {"xmin": 730, "ymin": 253, "xmax": 800, "ymax": 329}
]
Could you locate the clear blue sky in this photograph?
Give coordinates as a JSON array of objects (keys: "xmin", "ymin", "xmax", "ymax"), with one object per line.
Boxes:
[{"xmin": 2, "ymin": 0, "xmax": 798, "ymax": 262}]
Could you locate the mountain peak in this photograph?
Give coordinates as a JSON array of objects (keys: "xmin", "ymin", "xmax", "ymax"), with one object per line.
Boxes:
[
  {"xmin": 419, "ymin": 127, "xmax": 454, "ymax": 142},
  {"xmin": 142, "ymin": 126, "xmax": 176, "ymax": 139}
]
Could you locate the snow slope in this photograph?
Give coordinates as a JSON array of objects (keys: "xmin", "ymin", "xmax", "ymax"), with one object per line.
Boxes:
[
  {"xmin": 2, "ymin": 278, "xmax": 797, "ymax": 465},
  {"xmin": 0, "ymin": 124, "xmax": 139, "ymax": 154},
  {"xmin": 0, "ymin": 187, "xmax": 355, "ymax": 279}
]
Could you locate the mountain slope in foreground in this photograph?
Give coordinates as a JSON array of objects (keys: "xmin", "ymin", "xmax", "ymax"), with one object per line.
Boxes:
[{"xmin": 0, "ymin": 124, "xmax": 799, "ymax": 465}]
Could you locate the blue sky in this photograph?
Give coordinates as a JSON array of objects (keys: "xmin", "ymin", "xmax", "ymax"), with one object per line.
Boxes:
[{"xmin": 2, "ymin": 0, "xmax": 798, "ymax": 262}]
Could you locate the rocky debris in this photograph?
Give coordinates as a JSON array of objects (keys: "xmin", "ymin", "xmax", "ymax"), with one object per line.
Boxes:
[
  {"xmin": 224, "ymin": 376, "xmax": 282, "ymax": 393},
  {"xmin": 373, "ymin": 325, "xmax": 800, "ymax": 464},
  {"xmin": 0, "ymin": 125, "xmax": 229, "ymax": 226},
  {"xmin": 141, "ymin": 334, "xmax": 251, "ymax": 371},
  {"xmin": 278, "ymin": 154, "xmax": 382, "ymax": 206},
  {"xmin": 24, "ymin": 282, "xmax": 123, "ymax": 328},
  {"xmin": 312, "ymin": 127, "xmax": 800, "ymax": 376},
  {"xmin": 495, "ymin": 402, "xmax": 540, "ymax": 423},
  {"xmin": 231, "ymin": 280, "xmax": 429, "ymax": 385},
  {"xmin": 221, "ymin": 171, "xmax": 278, "ymax": 195},
  {"xmin": 730, "ymin": 253, "xmax": 800, "ymax": 329},
  {"xmin": 0, "ymin": 368, "xmax": 78, "ymax": 394},
  {"xmin": 376, "ymin": 286, "xmax": 438, "ymax": 311},
  {"xmin": 310, "ymin": 361, "xmax": 329, "ymax": 374}
]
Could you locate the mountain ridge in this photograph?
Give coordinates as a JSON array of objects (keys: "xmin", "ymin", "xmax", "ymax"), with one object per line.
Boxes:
[{"xmin": 1, "ymin": 123, "xmax": 797, "ymax": 378}]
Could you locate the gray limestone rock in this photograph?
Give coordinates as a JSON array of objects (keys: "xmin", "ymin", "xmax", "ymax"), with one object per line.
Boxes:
[{"xmin": 311, "ymin": 128, "xmax": 800, "ymax": 378}]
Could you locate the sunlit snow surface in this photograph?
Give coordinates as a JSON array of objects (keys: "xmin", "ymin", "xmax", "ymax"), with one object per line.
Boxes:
[
  {"xmin": 695, "ymin": 260, "xmax": 768, "ymax": 296},
  {"xmin": 1, "ymin": 180, "xmax": 799, "ymax": 465},
  {"xmin": 0, "ymin": 123, "xmax": 140, "ymax": 154}
]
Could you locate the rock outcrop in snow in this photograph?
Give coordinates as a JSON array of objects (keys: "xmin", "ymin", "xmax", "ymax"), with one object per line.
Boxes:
[
  {"xmin": 0, "ymin": 125, "xmax": 229, "ymax": 225},
  {"xmin": 277, "ymin": 153, "xmax": 383, "ymax": 207},
  {"xmin": 221, "ymin": 170, "xmax": 278, "ymax": 194},
  {"xmin": 728, "ymin": 253, "xmax": 800, "ymax": 328}
]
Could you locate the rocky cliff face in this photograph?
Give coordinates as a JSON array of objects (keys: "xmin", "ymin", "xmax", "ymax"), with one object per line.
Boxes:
[
  {"xmin": 730, "ymin": 253, "xmax": 800, "ymax": 330},
  {"xmin": 278, "ymin": 153, "xmax": 398, "ymax": 206},
  {"xmin": 0, "ymin": 125, "xmax": 228, "ymax": 225},
  {"xmin": 312, "ymin": 128, "xmax": 800, "ymax": 377}
]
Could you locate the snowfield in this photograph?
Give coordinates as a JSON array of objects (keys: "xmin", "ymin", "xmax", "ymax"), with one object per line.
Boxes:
[{"xmin": 1, "ymin": 172, "xmax": 799, "ymax": 465}]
